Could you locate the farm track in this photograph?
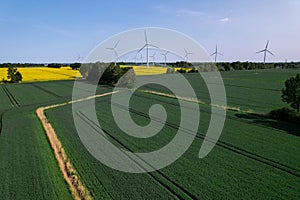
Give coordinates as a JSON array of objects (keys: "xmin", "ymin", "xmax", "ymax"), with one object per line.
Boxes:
[
  {"xmin": 2, "ymin": 86, "xmax": 19, "ymax": 107},
  {"xmin": 134, "ymin": 90, "xmax": 292, "ymax": 134},
  {"xmin": 36, "ymin": 91, "xmax": 118, "ymax": 200},
  {"xmin": 36, "ymin": 107, "xmax": 91, "ymax": 200},
  {"xmin": 142, "ymin": 85, "xmax": 280, "ymax": 109},
  {"xmin": 76, "ymin": 111, "xmax": 197, "ymax": 200},
  {"xmin": 91, "ymin": 93, "xmax": 300, "ymax": 178},
  {"xmin": 224, "ymin": 83, "xmax": 281, "ymax": 92}
]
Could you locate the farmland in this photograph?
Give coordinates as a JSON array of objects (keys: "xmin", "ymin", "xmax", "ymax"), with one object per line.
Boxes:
[
  {"xmin": 0, "ymin": 82, "xmax": 74, "ymax": 199},
  {"xmin": 0, "ymin": 67, "xmax": 80, "ymax": 82},
  {"xmin": 0, "ymin": 69, "xmax": 299, "ymax": 199},
  {"xmin": 124, "ymin": 65, "xmax": 167, "ymax": 75},
  {"xmin": 0, "ymin": 66, "xmax": 168, "ymax": 82}
]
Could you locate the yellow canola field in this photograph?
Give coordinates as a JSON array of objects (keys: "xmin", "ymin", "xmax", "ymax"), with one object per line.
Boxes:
[
  {"xmin": 0, "ymin": 65, "xmax": 167, "ymax": 83},
  {"xmin": 123, "ymin": 66, "xmax": 167, "ymax": 76},
  {"xmin": 0, "ymin": 67, "xmax": 81, "ymax": 82}
]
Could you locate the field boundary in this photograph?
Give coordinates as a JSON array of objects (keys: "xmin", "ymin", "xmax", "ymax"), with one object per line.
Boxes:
[
  {"xmin": 141, "ymin": 89, "xmax": 260, "ymax": 114},
  {"xmin": 36, "ymin": 91, "xmax": 118, "ymax": 200}
]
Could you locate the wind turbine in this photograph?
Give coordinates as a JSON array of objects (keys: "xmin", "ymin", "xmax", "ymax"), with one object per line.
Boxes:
[
  {"xmin": 256, "ymin": 40, "xmax": 274, "ymax": 64},
  {"xmin": 184, "ymin": 48, "xmax": 192, "ymax": 62},
  {"xmin": 150, "ymin": 52, "xmax": 156, "ymax": 65},
  {"xmin": 139, "ymin": 54, "xmax": 145, "ymax": 64},
  {"xmin": 106, "ymin": 40, "xmax": 120, "ymax": 65},
  {"xmin": 161, "ymin": 51, "xmax": 169, "ymax": 66},
  {"xmin": 133, "ymin": 55, "xmax": 138, "ymax": 64},
  {"xmin": 137, "ymin": 30, "xmax": 159, "ymax": 68},
  {"xmin": 76, "ymin": 53, "xmax": 84, "ymax": 63},
  {"xmin": 210, "ymin": 44, "xmax": 223, "ymax": 63},
  {"xmin": 122, "ymin": 56, "xmax": 128, "ymax": 63}
]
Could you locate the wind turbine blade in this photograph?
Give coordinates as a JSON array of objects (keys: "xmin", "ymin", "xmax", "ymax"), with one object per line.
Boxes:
[
  {"xmin": 137, "ymin": 44, "xmax": 147, "ymax": 53},
  {"xmin": 256, "ymin": 50, "xmax": 265, "ymax": 54},
  {"xmin": 210, "ymin": 52, "xmax": 216, "ymax": 56},
  {"xmin": 148, "ymin": 44, "xmax": 159, "ymax": 48},
  {"xmin": 218, "ymin": 52, "xmax": 224, "ymax": 56},
  {"xmin": 144, "ymin": 30, "xmax": 148, "ymax": 43},
  {"xmin": 267, "ymin": 50, "xmax": 274, "ymax": 56},
  {"xmin": 106, "ymin": 47, "xmax": 113, "ymax": 50},
  {"xmin": 265, "ymin": 40, "xmax": 269, "ymax": 49},
  {"xmin": 114, "ymin": 40, "xmax": 120, "ymax": 48},
  {"xmin": 184, "ymin": 48, "xmax": 188, "ymax": 54}
]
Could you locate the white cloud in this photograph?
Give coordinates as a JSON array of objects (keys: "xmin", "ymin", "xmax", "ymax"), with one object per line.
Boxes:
[
  {"xmin": 219, "ymin": 17, "xmax": 230, "ymax": 22},
  {"xmin": 177, "ymin": 9, "xmax": 204, "ymax": 17}
]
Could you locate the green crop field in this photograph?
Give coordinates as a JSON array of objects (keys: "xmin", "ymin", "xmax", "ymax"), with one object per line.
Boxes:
[
  {"xmin": 0, "ymin": 69, "xmax": 299, "ymax": 199},
  {"xmin": 45, "ymin": 69, "xmax": 300, "ymax": 199},
  {"xmin": 0, "ymin": 82, "xmax": 74, "ymax": 199}
]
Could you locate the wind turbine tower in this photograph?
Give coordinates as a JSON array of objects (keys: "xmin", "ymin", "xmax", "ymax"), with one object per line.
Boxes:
[
  {"xmin": 161, "ymin": 51, "xmax": 169, "ymax": 66},
  {"xmin": 150, "ymin": 52, "xmax": 156, "ymax": 65},
  {"xmin": 256, "ymin": 40, "xmax": 274, "ymax": 64},
  {"xmin": 210, "ymin": 44, "xmax": 223, "ymax": 63}
]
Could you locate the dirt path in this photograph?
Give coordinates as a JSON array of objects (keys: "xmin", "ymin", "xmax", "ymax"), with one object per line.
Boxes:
[{"xmin": 36, "ymin": 91, "xmax": 118, "ymax": 200}]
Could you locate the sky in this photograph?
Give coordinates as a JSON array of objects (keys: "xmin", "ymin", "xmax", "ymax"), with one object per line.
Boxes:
[{"xmin": 0, "ymin": 0, "xmax": 299, "ymax": 63}]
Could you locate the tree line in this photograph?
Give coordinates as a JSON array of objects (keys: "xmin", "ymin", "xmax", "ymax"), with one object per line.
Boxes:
[{"xmin": 1, "ymin": 61, "xmax": 300, "ymax": 71}]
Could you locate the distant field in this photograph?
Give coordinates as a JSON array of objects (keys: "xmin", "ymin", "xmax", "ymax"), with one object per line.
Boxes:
[
  {"xmin": 122, "ymin": 65, "xmax": 167, "ymax": 75},
  {"xmin": 0, "ymin": 67, "xmax": 80, "ymax": 82},
  {"xmin": 0, "ymin": 66, "xmax": 167, "ymax": 82}
]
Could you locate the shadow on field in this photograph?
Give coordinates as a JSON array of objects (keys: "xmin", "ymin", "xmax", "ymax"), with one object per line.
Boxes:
[{"xmin": 235, "ymin": 113, "xmax": 300, "ymax": 137}]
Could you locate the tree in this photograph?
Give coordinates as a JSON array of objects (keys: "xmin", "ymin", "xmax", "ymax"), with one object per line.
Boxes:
[
  {"xmin": 281, "ymin": 74, "xmax": 300, "ymax": 113},
  {"xmin": 86, "ymin": 63, "xmax": 135, "ymax": 88},
  {"xmin": 7, "ymin": 66, "xmax": 22, "ymax": 83},
  {"xmin": 12, "ymin": 71, "xmax": 22, "ymax": 83},
  {"xmin": 70, "ymin": 63, "xmax": 81, "ymax": 70},
  {"xmin": 7, "ymin": 66, "xmax": 17, "ymax": 80}
]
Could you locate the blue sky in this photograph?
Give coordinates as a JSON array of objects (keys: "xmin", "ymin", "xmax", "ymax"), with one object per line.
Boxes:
[{"xmin": 0, "ymin": 0, "xmax": 299, "ymax": 63}]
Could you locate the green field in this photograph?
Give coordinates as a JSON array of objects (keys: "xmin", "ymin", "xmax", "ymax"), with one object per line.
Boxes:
[
  {"xmin": 1, "ymin": 69, "xmax": 300, "ymax": 199},
  {"xmin": 0, "ymin": 81, "xmax": 74, "ymax": 199}
]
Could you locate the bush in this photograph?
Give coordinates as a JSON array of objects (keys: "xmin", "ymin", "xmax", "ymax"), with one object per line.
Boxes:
[
  {"xmin": 7, "ymin": 66, "xmax": 22, "ymax": 83},
  {"xmin": 115, "ymin": 67, "xmax": 135, "ymax": 88},
  {"xmin": 281, "ymin": 74, "xmax": 300, "ymax": 113},
  {"xmin": 188, "ymin": 68, "xmax": 198, "ymax": 73},
  {"xmin": 269, "ymin": 108, "xmax": 300, "ymax": 123},
  {"xmin": 166, "ymin": 68, "xmax": 176, "ymax": 74},
  {"xmin": 176, "ymin": 68, "xmax": 186, "ymax": 73},
  {"xmin": 86, "ymin": 63, "xmax": 135, "ymax": 88},
  {"xmin": 47, "ymin": 63, "xmax": 61, "ymax": 68},
  {"xmin": 79, "ymin": 63, "xmax": 93, "ymax": 78},
  {"xmin": 70, "ymin": 63, "xmax": 81, "ymax": 70}
]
